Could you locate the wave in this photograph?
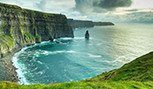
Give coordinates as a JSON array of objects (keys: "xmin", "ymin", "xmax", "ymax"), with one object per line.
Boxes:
[
  {"xmin": 59, "ymin": 37, "xmax": 73, "ymax": 40},
  {"xmin": 31, "ymin": 67, "xmax": 38, "ymax": 72},
  {"xmin": 54, "ymin": 37, "xmax": 90, "ymax": 42},
  {"xmin": 41, "ymin": 50, "xmax": 77, "ymax": 55},
  {"xmin": 11, "ymin": 40, "xmax": 53, "ymax": 85},
  {"xmin": 12, "ymin": 53, "xmax": 30, "ymax": 85},
  {"xmin": 37, "ymin": 61, "xmax": 43, "ymax": 65},
  {"xmin": 113, "ymin": 54, "xmax": 138, "ymax": 65},
  {"xmin": 88, "ymin": 54, "xmax": 102, "ymax": 58},
  {"xmin": 12, "ymin": 47, "xmax": 78, "ymax": 85},
  {"xmin": 36, "ymin": 70, "xmax": 45, "ymax": 75},
  {"xmin": 74, "ymin": 37, "xmax": 94, "ymax": 40}
]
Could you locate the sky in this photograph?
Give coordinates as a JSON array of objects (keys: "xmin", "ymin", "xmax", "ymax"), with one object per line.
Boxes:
[{"xmin": 0, "ymin": 0, "xmax": 153, "ymax": 23}]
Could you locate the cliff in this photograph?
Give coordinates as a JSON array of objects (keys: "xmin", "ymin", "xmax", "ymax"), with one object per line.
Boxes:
[
  {"xmin": 68, "ymin": 19, "xmax": 94, "ymax": 28},
  {"xmin": 94, "ymin": 22, "xmax": 115, "ymax": 26},
  {"xmin": 0, "ymin": 3, "xmax": 73, "ymax": 82},
  {"xmin": 0, "ymin": 3, "xmax": 74, "ymax": 59},
  {"xmin": 68, "ymin": 19, "xmax": 114, "ymax": 28},
  {"xmin": 0, "ymin": 52, "xmax": 153, "ymax": 88}
]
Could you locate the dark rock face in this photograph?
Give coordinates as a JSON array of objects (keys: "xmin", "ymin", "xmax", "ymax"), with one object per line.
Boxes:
[
  {"xmin": 85, "ymin": 30, "xmax": 89, "ymax": 39},
  {"xmin": 68, "ymin": 19, "xmax": 94, "ymax": 28},
  {"xmin": 0, "ymin": 3, "xmax": 74, "ymax": 58},
  {"xmin": 68, "ymin": 19, "xmax": 114, "ymax": 29},
  {"xmin": 94, "ymin": 22, "xmax": 114, "ymax": 26}
]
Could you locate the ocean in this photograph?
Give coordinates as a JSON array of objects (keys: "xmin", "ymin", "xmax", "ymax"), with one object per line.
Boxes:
[{"xmin": 12, "ymin": 23, "xmax": 153, "ymax": 85}]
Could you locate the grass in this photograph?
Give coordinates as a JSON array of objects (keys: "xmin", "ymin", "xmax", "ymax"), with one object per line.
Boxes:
[
  {"xmin": 0, "ymin": 34, "xmax": 14, "ymax": 47},
  {"xmin": 0, "ymin": 52, "xmax": 153, "ymax": 88},
  {"xmin": 24, "ymin": 33, "xmax": 35, "ymax": 43},
  {"xmin": 0, "ymin": 81, "xmax": 153, "ymax": 89}
]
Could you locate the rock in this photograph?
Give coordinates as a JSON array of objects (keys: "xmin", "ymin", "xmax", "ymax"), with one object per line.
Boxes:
[{"xmin": 85, "ymin": 30, "xmax": 89, "ymax": 39}]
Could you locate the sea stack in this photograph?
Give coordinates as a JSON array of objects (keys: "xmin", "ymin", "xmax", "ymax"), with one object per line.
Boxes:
[{"xmin": 85, "ymin": 30, "xmax": 89, "ymax": 39}]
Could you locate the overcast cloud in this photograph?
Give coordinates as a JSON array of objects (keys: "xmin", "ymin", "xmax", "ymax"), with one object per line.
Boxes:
[
  {"xmin": 74, "ymin": 0, "xmax": 132, "ymax": 14},
  {"xmin": 0, "ymin": 0, "xmax": 153, "ymax": 23}
]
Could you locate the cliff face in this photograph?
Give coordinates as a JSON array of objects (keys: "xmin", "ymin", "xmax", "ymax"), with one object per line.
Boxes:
[
  {"xmin": 0, "ymin": 3, "xmax": 74, "ymax": 58},
  {"xmin": 68, "ymin": 19, "xmax": 114, "ymax": 28},
  {"xmin": 68, "ymin": 19, "xmax": 94, "ymax": 28},
  {"xmin": 94, "ymin": 22, "xmax": 114, "ymax": 26}
]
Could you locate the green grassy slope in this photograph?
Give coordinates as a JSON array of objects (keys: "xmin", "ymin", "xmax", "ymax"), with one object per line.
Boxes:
[
  {"xmin": 0, "ymin": 52, "xmax": 153, "ymax": 89},
  {"xmin": 0, "ymin": 81, "xmax": 153, "ymax": 89}
]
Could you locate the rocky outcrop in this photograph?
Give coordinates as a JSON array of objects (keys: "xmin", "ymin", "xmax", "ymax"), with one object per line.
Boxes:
[
  {"xmin": 0, "ymin": 3, "xmax": 74, "ymax": 58},
  {"xmin": 85, "ymin": 30, "xmax": 89, "ymax": 39},
  {"xmin": 68, "ymin": 19, "xmax": 114, "ymax": 28}
]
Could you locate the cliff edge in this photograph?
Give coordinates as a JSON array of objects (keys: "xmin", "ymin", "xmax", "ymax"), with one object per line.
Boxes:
[
  {"xmin": 0, "ymin": 3, "xmax": 73, "ymax": 82},
  {"xmin": 0, "ymin": 3, "xmax": 74, "ymax": 59}
]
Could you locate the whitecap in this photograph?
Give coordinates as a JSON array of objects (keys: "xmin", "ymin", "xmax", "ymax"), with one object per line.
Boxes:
[
  {"xmin": 11, "ymin": 40, "xmax": 56, "ymax": 85},
  {"xmin": 31, "ymin": 67, "xmax": 38, "ymax": 72},
  {"xmin": 37, "ymin": 61, "xmax": 43, "ymax": 64},
  {"xmin": 41, "ymin": 50, "xmax": 78, "ymax": 55},
  {"xmin": 60, "ymin": 37, "xmax": 73, "ymax": 40},
  {"xmin": 74, "ymin": 37, "xmax": 85, "ymax": 40},
  {"xmin": 113, "ymin": 54, "xmax": 138, "ymax": 64},
  {"xmin": 88, "ymin": 54, "xmax": 102, "ymax": 58},
  {"xmin": 45, "ymin": 65, "xmax": 49, "ymax": 69},
  {"xmin": 36, "ymin": 71, "xmax": 44, "ymax": 75},
  {"xmin": 12, "ymin": 56, "xmax": 30, "ymax": 85},
  {"xmin": 66, "ymin": 51, "xmax": 77, "ymax": 53}
]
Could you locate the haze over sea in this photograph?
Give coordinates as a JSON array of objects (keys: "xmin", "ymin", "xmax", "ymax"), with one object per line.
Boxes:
[{"xmin": 12, "ymin": 23, "xmax": 153, "ymax": 85}]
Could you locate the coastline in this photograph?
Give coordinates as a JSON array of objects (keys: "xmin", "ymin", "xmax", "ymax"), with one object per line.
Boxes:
[
  {"xmin": 0, "ymin": 44, "xmax": 35, "ymax": 83},
  {"xmin": 0, "ymin": 50, "xmax": 19, "ymax": 82},
  {"xmin": 0, "ymin": 40, "xmax": 57, "ymax": 84}
]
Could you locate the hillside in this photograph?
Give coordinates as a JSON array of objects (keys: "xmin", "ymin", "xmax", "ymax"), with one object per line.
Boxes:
[{"xmin": 0, "ymin": 52, "xmax": 153, "ymax": 88}]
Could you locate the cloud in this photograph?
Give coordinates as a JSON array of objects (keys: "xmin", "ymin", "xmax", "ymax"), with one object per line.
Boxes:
[
  {"xmin": 0, "ymin": 0, "xmax": 153, "ymax": 23},
  {"xmin": 74, "ymin": 0, "xmax": 132, "ymax": 15},
  {"xmin": 93, "ymin": 11, "xmax": 153, "ymax": 23},
  {"xmin": 35, "ymin": 0, "xmax": 47, "ymax": 11}
]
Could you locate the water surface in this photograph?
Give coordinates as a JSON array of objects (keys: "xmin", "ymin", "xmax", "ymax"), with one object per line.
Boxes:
[{"xmin": 12, "ymin": 23, "xmax": 153, "ymax": 85}]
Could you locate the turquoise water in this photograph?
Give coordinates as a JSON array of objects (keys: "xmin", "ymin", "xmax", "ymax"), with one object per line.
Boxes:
[{"xmin": 12, "ymin": 23, "xmax": 153, "ymax": 85}]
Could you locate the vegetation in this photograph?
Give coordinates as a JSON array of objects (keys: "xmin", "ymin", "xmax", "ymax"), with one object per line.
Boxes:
[
  {"xmin": 0, "ymin": 52, "xmax": 153, "ymax": 88},
  {"xmin": 0, "ymin": 81, "xmax": 153, "ymax": 89},
  {"xmin": 36, "ymin": 34, "xmax": 41, "ymax": 43},
  {"xmin": 0, "ymin": 34, "xmax": 14, "ymax": 47},
  {"xmin": 24, "ymin": 33, "xmax": 35, "ymax": 43}
]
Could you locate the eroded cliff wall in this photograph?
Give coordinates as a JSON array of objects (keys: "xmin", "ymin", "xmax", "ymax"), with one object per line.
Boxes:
[
  {"xmin": 68, "ymin": 19, "xmax": 114, "ymax": 28},
  {"xmin": 0, "ymin": 3, "xmax": 74, "ymax": 58},
  {"xmin": 68, "ymin": 19, "xmax": 94, "ymax": 28}
]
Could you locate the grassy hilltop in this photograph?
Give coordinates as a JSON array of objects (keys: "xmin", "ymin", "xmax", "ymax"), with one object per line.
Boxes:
[{"xmin": 0, "ymin": 52, "xmax": 153, "ymax": 89}]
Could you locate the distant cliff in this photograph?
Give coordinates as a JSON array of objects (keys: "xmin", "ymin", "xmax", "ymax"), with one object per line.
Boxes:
[
  {"xmin": 68, "ymin": 19, "xmax": 114, "ymax": 28},
  {"xmin": 94, "ymin": 22, "xmax": 114, "ymax": 26},
  {"xmin": 68, "ymin": 19, "xmax": 94, "ymax": 28},
  {"xmin": 0, "ymin": 3, "xmax": 74, "ymax": 58}
]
